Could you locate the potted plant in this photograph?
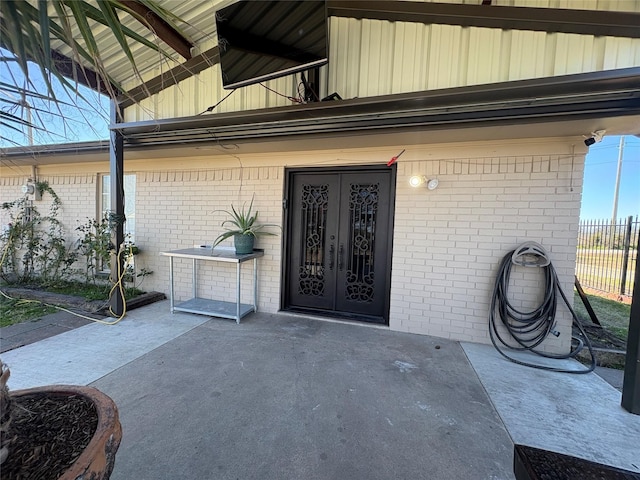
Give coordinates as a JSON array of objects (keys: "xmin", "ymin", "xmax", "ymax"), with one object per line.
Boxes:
[
  {"xmin": 213, "ymin": 196, "xmax": 279, "ymax": 254},
  {"xmin": 0, "ymin": 360, "xmax": 122, "ymax": 479}
]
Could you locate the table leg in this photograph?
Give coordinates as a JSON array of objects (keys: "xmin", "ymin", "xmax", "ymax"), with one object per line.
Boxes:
[
  {"xmin": 236, "ymin": 262, "xmax": 241, "ymax": 324},
  {"xmin": 192, "ymin": 258, "xmax": 197, "ymax": 298},
  {"xmin": 253, "ymin": 258, "xmax": 258, "ymax": 312},
  {"xmin": 169, "ymin": 257, "xmax": 175, "ymax": 313}
]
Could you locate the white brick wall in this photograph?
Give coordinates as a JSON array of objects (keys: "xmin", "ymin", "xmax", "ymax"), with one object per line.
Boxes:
[
  {"xmin": 1, "ymin": 138, "xmax": 585, "ymax": 354},
  {"xmin": 0, "ymin": 177, "xmax": 30, "ymax": 226},
  {"xmin": 392, "ymin": 153, "xmax": 583, "ymax": 354},
  {"xmin": 0, "ymin": 174, "xmax": 96, "ymax": 256},
  {"xmin": 135, "ymin": 167, "xmax": 284, "ymax": 313}
]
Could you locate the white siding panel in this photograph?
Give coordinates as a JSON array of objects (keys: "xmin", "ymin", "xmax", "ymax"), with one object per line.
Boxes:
[
  {"xmin": 467, "ymin": 28, "xmax": 504, "ymax": 85},
  {"xmin": 428, "ymin": 24, "xmax": 463, "ymax": 89},
  {"xmin": 554, "ymin": 34, "xmax": 599, "ymax": 75},
  {"xmin": 197, "ymin": 69, "xmax": 215, "ymax": 115},
  {"xmin": 359, "ymin": 20, "xmax": 395, "ymax": 97},
  {"xmin": 392, "ymin": 22, "xmax": 425, "ymax": 94},
  {"xmin": 124, "ymin": 64, "xmax": 301, "ymax": 122},
  {"xmin": 494, "ymin": 0, "xmax": 640, "ymax": 11},
  {"xmin": 154, "ymin": 87, "xmax": 176, "ymax": 120},
  {"xmin": 593, "ymin": 36, "xmax": 608, "ymax": 71},
  {"xmin": 328, "ymin": 17, "xmax": 362, "ymax": 101},
  {"xmin": 508, "ymin": 31, "xmax": 547, "ymax": 80},
  {"xmin": 175, "ymin": 76, "xmax": 193, "ymax": 118},
  {"xmin": 603, "ymin": 37, "xmax": 640, "ymax": 69},
  {"xmin": 137, "ymin": 97, "xmax": 156, "ymax": 123}
]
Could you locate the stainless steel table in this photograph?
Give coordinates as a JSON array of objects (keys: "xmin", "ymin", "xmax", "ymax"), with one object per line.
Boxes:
[{"xmin": 160, "ymin": 247, "xmax": 264, "ymax": 323}]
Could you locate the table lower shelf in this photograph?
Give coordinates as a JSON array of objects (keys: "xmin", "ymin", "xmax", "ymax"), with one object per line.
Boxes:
[{"xmin": 172, "ymin": 297, "xmax": 255, "ymax": 322}]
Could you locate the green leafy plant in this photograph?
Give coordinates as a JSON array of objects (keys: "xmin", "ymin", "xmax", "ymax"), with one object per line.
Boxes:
[
  {"xmin": 121, "ymin": 243, "xmax": 153, "ymax": 289},
  {"xmin": 213, "ymin": 196, "xmax": 279, "ymax": 247},
  {"xmin": 75, "ymin": 215, "xmax": 113, "ymax": 284},
  {"xmin": 0, "ymin": 296, "xmax": 58, "ymax": 328},
  {"xmin": 0, "ymin": 182, "xmax": 76, "ymax": 285}
]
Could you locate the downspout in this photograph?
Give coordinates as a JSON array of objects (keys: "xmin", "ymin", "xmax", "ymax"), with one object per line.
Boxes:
[{"xmin": 109, "ymin": 100, "xmax": 125, "ymax": 316}]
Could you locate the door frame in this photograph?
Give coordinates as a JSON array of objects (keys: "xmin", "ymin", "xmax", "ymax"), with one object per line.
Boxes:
[{"xmin": 280, "ymin": 164, "xmax": 397, "ymax": 324}]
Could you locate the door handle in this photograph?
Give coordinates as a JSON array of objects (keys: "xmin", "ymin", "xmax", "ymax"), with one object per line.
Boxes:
[
  {"xmin": 338, "ymin": 244, "xmax": 344, "ymax": 271},
  {"xmin": 329, "ymin": 244, "xmax": 335, "ymax": 270}
]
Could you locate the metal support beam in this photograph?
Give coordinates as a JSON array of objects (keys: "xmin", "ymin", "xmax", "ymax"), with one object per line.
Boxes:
[
  {"xmin": 109, "ymin": 101, "xmax": 125, "ymax": 317},
  {"xmin": 327, "ymin": 1, "xmax": 640, "ymax": 38},
  {"xmin": 121, "ymin": 0, "xmax": 193, "ymax": 60},
  {"xmin": 119, "ymin": 47, "xmax": 219, "ymax": 109},
  {"xmin": 622, "ymin": 233, "xmax": 640, "ymax": 414},
  {"xmin": 49, "ymin": 50, "xmax": 117, "ymax": 96}
]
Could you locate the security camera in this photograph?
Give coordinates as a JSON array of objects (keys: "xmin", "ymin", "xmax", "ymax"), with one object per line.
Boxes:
[{"xmin": 584, "ymin": 130, "xmax": 605, "ymax": 147}]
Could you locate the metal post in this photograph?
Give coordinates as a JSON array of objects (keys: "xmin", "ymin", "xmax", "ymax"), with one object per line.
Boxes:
[
  {"xmin": 253, "ymin": 257, "xmax": 258, "ymax": 312},
  {"xmin": 236, "ymin": 263, "xmax": 241, "ymax": 324},
  {"xmin": 108, "ymin": 101, "xmax": 125, "ymax": 316},
  {"xmin": 169, "ymin": 257, "xmax": 175, "ymax": 313},
  {"xmin": 611, "ymin": 136, "xmax": 624, "ymax": 226},
  {"xmin": 192, "ymin": 258, "xmax": 197, "ymax": 298},
  {"xmin": 622, "ymin": 231, "xmax": 640, "ymax": 414},
  {"xmin": 620, "ymin": 215, "xmax": 633, "ymax": 296}
]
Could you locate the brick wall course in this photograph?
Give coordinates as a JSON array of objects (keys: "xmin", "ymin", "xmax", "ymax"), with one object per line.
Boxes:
[{"xmin": 1, "ymin": 140, "xmax": 584, "ymax": 355}]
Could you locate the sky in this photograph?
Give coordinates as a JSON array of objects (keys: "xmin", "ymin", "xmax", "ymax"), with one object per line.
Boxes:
[
  {"xmin": 581, "ymin": 135, "xmax": 640, "ymax": 220},
  {"xmin": 1, "ymin": 51, "xmax": 110, "ymax": 148}
]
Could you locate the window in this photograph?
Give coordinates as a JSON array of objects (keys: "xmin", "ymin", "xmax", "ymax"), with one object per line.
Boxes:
[{"xmin": 100, "ymin": 174, "xmax": 136, "ymax": 242}]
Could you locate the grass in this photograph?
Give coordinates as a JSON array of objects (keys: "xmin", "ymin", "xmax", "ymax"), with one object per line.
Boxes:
[
  {"xmin": 0, "ymin": 296, "xmax": 58, "ymax": 328},
  {"xmin": 575, "ymin": 249, "xmax": 637, "ymax": 295},
  {"xmin": 46, "ymin": 281, "xmax": 113, "ymax": 300},
  {"xmin": 573, "ymin": 290, "xmax": 631, "ymax": 342},
  {"xmin": 0, "ymin": 280, "xmax": 145, "ymax": 328},
  {"xmin": 46, "ymin": 280, "xmax": 142, "ymax": 301}
]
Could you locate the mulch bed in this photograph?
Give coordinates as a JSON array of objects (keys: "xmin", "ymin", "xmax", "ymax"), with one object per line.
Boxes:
[
  {"xmin": 2, "ymin": 393, "xmax": 97, "ymax": 480},
  {"xmin": 581, "ymin": 286, "xmax": 632, "ymax": 306},
  {"xmin": 579, "ymin": 324, "xmax": 627, "ymax": 351},
  {"xmin": 573, "ymin": 323, "xmax": 627, "ymax": 369}
]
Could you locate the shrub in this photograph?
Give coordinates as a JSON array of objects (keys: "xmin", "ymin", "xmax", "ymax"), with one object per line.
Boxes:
[{"xmin": 0, "ymin": 182, "xmax": 76, "ymax": 285}]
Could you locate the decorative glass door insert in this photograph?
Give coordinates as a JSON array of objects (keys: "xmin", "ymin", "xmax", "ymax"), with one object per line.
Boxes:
[{"xmin": 286, "ymin": 169, "xmax": 394, "ymax": 324}]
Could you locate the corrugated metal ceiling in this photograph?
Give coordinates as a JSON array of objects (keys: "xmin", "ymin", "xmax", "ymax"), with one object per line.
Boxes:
[{"xmin": 42, "ymin": 0, "xmax": 640, "ymax": 91}]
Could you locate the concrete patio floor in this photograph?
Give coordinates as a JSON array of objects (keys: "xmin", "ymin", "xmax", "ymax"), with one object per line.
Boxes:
[{"xmin": 2, "ymin": 301, "xmax": 639, "ymax": 479}]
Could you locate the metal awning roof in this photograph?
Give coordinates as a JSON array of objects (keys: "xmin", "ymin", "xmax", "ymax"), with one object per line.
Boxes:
[{"xmin": 114, "ymin": 67, "xmax": 640, "ymax": 147}]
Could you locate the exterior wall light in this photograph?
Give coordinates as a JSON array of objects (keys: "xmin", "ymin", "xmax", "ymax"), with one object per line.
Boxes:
[
  {"xmin": 409, "ymin": 175, "xmax": 426, "ymax": 187},
  {"xmin": 409, "ymin": 176, "xmax": 439, "ymax": 190}
]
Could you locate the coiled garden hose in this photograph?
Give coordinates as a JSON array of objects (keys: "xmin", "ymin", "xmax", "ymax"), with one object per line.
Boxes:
[{"xmin": 489, "ymin": 242, "xmax": 596, "ymax": 374}]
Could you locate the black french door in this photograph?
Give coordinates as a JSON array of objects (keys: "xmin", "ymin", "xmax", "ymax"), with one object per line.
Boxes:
[{"xmin": 284, "ymin": 168, "xmax": 395, "ymax": 324}]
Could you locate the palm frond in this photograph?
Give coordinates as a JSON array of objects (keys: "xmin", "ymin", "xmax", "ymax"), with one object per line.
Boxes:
[
  {"xmin": 0, "ymin": 0, "xmax": 191, "ymax": 143},
  {"xmin": 1, "ymin": 110, "xmax": 35, "ymax": 132}
]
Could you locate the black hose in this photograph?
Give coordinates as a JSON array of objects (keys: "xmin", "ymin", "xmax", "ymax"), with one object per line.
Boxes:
[{"xmin": 489, "ymin": 249, "xmax": 596, "ymax": 374}]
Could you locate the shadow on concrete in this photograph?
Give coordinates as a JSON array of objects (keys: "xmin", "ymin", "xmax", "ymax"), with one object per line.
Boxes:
[{"xmin": 1, "ymin": 301, "xmax": 638, "ymax": 479}]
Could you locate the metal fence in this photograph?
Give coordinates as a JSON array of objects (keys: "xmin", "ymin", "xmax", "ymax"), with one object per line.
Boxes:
[{"xmin": 576, "ymin": 215, "xmax": 638, "ymax": 297}]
